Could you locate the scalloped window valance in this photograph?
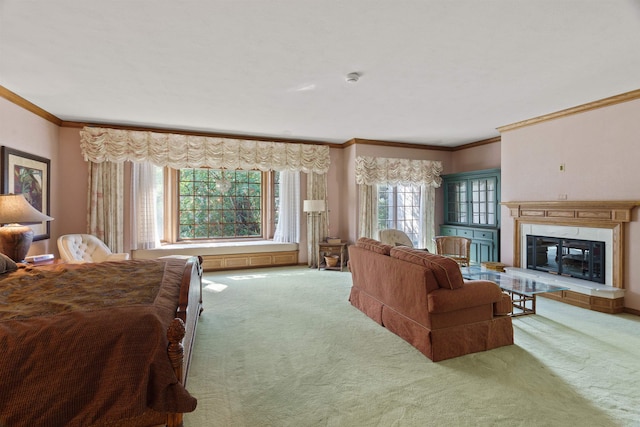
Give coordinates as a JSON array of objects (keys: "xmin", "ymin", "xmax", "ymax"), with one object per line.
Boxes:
[
  {"xmin": 79, "ymin": 127, "xmax": 330, "ymax": 174},
  {"xmin": 355, "ymin": 156, "xmax": 442, "ymax": 186}
]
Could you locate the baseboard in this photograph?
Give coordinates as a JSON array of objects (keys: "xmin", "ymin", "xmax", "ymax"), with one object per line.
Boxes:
[{"xmin": 540, "ymin": 291, "xmax": 624, "ymax": 314}]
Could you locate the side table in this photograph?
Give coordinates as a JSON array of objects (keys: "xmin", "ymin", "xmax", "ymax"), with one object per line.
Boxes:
[{"xmin": 318, "ymin": 242, "xmax": 347, "ymax": 271}]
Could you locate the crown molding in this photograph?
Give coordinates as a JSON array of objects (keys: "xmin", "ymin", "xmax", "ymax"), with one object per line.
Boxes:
[
  {"xmin": 497, "ymin": 88, "xmax": 640, "ymax": 133},
  {"xmin": 0, "ymin": 85, "xmax": 62, "ymax": 125},
  {"xmin": 343, "ymin": 138, "xmax": 454, "ymax": 151},
  {"xmin": 452, "ymin": 136, "xmax": 501, "ymax": 151}
]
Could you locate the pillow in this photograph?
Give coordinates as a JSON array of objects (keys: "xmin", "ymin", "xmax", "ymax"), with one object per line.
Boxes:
[
  {"xmin": 390, "ymin": 246, "xmax": 464, "ymax": 290},
  {"xmin": 355, "ymin": 237, "xmax": 392, "ymax": 256},
  {"xmin": 0, "ymin": 253, "xmax": 18, "ymax": 274}
]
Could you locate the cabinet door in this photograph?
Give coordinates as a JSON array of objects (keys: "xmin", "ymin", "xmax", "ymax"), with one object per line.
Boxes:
[
  {"xmin": 470, "ymin": 240, "xmax": 495, "ymax": 264},
  {"xmin": 477, "ymin": 240, "xmax": 495, "ymax": 263},
  {"xmin": 442, "ymin": 169, "xmax": 500, "ymax": 228},
  {"xmin": 470, "ymin": 176, "xmax": 498, "ymax": 227},
  {"xmin": 445, "ymin": 180, "xmax": 468, "ymax": 224}
]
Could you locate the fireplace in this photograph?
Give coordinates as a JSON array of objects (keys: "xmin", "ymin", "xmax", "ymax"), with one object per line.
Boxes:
[
  {"xmin": 526, "ymin": 235, "xmax": 605, "ymax": 284},
  {"xmin": 503, "ymin": 200, "xmax": 640, "ymax": 313}
]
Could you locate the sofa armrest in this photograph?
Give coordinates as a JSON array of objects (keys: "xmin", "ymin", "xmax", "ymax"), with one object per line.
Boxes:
[
  {"xmin": 427, "ymin": 280, "xmax": 503, "ymax": 314},
  {"xmin": 494, "ymin": 292, "xmax": 513, "ymax": 316}
]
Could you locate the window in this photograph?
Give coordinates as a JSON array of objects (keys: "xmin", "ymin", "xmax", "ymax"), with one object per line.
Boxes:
[
  {"xmin": 174, "ymin": 169, "xmax": 278, "ymax": 241},
  {"xmin": 377, "ymin": 184, "xmax": 421, "ymax": 246}
]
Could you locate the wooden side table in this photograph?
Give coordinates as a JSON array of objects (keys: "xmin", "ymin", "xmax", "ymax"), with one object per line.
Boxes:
[{"xmin": 318, "ymin": 242, "xmax": 347, "ymax": 271}]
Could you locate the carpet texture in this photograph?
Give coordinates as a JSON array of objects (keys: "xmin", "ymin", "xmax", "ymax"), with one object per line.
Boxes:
[{"xmin": 184, "ymin": 266, "xmax": 640, "ymax": 426}]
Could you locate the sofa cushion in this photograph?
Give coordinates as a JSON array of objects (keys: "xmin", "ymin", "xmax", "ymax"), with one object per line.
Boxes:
[
  {"xmin": 355, "ymin": 237, "xmax": 392, "ymax": 256},
  {"xmin": 390, "ymin": 246, "xmax": 464, "ymax": 290}
]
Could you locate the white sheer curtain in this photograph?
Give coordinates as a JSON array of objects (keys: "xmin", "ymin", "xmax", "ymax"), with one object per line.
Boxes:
[
  {"xmin": 419, "ymin": 185, "xmax": 437, "ymax": 252},
  {"xmin": 273, "ymin": 171, "xmax": 300, "ymax": 243},
  {"xmin": 131, "ymin": 162, "xmax": 160, "ymax": 249}
]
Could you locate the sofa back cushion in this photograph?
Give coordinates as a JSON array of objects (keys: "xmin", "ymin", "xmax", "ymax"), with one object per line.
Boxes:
[
  {"xmin": 355, "ymin": 237, "xmax": 392, "ymax": 256},
  {"xmin": 390, "ymin": 246, "xmax": 464, "ymax": 290}
]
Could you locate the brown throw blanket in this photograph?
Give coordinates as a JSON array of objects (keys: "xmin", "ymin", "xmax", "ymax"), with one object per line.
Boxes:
[{"xmin": 0, "ymin": 259, "xmax": 197, "ymax": 427}]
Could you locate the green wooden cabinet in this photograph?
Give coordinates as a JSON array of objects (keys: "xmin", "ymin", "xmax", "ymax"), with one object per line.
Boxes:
[{"xmin": 441, "ymin": 169, "xmax": 500, "ymax": 263}]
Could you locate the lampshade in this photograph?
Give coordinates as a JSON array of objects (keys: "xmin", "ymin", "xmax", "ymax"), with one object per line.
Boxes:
[
  {"xmin": 303, "ymin": 199, "xmax": 325, "ymax": 213},
  {"xmin": 0, "ymin": 194, "xmax": 54, "ymax": 262},
  {"xmin": 0, "ymin": 194, "xmax": 53, "ymax": 223}
]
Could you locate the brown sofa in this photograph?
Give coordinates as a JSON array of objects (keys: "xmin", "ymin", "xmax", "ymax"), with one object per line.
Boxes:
[{"xmin": 348, "ymin": 237, "xmax": 513, "ymax": 361}]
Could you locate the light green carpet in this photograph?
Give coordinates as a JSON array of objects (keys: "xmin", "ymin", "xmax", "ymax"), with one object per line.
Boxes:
[{"xmin": 184, "ymin": 266, "xmax": 640, "ymax": 427}]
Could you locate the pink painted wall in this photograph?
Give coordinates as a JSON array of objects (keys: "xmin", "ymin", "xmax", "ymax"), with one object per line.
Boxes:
[
  {"xmin": 0, "ymin": 98, "xmax": 59, "ymax": 256},
  {"xmin": 500, "ymin": 99, "xmax": 640, "ymax": 310},
  {"xmin": 57, "ymin": 127, "xmax": 88, "ymax": 238},
  {"xmin": 451, "ymin": 140, "xmax": 501, "ymax": 173}
]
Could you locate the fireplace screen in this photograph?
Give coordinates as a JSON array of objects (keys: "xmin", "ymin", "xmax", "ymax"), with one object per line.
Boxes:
[{"xmin": 526, "ymin": 235, "xmax": 605, "ymax": 284}]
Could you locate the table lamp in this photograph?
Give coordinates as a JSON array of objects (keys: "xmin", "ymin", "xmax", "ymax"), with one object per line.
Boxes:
[{"xmin": 0, "ymin": 194, "xmax": 54, "ymax": 262}]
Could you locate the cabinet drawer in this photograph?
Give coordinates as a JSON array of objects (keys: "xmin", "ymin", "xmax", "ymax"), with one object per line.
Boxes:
[
  {"xmin": 457, "ymin": 228, "xmax": 474, "ymax": 238},
  {"xmin": 473, "ymin": 230, "xmax": 496, "ymax": 240},
  {"xmin": 439, "ymin": 227, "xmax": 457, "ymax": 236}
]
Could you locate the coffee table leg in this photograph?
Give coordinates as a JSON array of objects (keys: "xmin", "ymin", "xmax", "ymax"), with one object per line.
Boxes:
[{"xmin": 509, "ymin": 291, "xmax": 536, "ymax": 317}]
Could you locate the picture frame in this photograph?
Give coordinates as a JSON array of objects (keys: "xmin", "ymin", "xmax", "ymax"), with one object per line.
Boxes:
[{"xmin": 1, "ymin": 147, "xmax": 51, "ymax": 241}]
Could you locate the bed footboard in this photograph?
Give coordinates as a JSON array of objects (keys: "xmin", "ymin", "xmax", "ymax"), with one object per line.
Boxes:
[
  {"xmin": 175, "ymin": 255, "xmax": 203, "ymax": 385},
  {"xmin": 167, "ymin": 255, "xmax": 203, "ymax": 427}
]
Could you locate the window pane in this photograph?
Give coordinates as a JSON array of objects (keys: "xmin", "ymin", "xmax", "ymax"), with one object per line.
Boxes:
[
  {"xmin": 178, "ymin": 169, "xmax": 263, "ymax": 239},
  {"xmin": 377, "ymin": 184, "xmax": 421, "ymax": 246}
]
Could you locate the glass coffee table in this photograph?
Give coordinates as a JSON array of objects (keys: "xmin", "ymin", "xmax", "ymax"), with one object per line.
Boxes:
[{"xmin": 462, "ymin": 267, "xmax": 569, "ymax": 317}]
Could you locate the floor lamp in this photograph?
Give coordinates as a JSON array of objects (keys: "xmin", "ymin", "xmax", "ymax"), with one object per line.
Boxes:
[{"xmin": 303, "ymin": 199, "xmax": 325, "ymax": 268}]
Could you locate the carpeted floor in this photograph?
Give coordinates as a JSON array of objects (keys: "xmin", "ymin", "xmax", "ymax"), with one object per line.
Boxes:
[{"xmin": 184, "ymin": 266, "xmax": 640, "ymax": 427}]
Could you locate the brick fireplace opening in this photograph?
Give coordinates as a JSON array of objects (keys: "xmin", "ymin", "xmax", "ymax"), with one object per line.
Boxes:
[{"xmin": 503, "ymin": 201, "xmax": 640, "ymax": 313}]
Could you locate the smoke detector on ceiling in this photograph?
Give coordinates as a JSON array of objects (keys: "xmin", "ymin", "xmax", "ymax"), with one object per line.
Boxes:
[{"xmin": 346, "ymin": 72, "xmax": 360, "ymax": 83}]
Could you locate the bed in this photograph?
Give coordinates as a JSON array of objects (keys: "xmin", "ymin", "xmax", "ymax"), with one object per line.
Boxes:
[{"xmin": 0, "ymin": 255, "xmax": 203, "ymax": 427}]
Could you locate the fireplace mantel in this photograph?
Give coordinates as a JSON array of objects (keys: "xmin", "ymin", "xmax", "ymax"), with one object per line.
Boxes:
[
  {"xmin": 502, "ymin": 200, "xmax": 640, "ymax": 313},
  {"xmin": 502, "ymin": 200, "xmax": 640, "ymax": 223}
]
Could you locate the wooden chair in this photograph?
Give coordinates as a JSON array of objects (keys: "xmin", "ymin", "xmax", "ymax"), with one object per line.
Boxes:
[{"xmin": 434, "ymin": 236, "xmax": 472, "ymax": 266}]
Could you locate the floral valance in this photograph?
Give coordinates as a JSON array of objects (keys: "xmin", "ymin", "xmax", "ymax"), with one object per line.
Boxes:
[
  {"xmin": 355, "ymin": 156, "xmax": 442, "ymax": 187},
  {"xmin": 79, "ymin": 127, "xmax": 330, "ymax": 174}
]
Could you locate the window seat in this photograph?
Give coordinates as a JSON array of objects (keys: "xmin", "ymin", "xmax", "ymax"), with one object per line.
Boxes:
[{"xmin": 132, "ymin": 241, "xmax": 299, "ymax": 271}]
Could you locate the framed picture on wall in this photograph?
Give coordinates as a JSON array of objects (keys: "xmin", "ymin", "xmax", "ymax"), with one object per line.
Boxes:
[{"xmin": 1, "ymin": 147, "xmax": 51, "ymax": 240}]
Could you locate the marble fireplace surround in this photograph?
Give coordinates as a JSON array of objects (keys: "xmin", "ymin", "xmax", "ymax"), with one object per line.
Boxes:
[{"xmin": 502, "ymin": 201, "xmax": 640, "ymax": 313}]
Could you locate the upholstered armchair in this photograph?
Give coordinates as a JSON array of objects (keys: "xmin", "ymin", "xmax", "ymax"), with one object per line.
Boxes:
[
  {"xmin": 57, "ymin": 234, "xmax": 130, "ymax": 263},
  {"xmin": 379, "ymin": 229, "xmax": 414, "ymax": 248}
]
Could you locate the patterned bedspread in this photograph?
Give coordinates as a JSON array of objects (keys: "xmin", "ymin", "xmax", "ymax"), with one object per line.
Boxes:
[{"xmin": 0, "ymin": 258, "xmax": 198, "ymax": 426}]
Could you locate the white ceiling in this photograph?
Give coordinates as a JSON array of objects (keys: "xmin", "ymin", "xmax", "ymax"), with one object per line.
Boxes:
[{"xmin": 1, "ymin": 1, "xmax": 640, "ymax": 147}]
